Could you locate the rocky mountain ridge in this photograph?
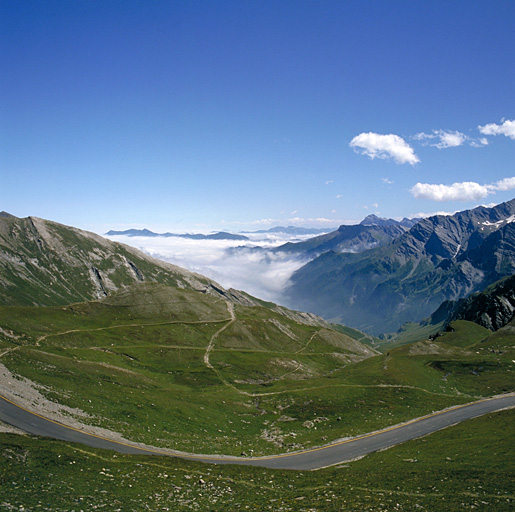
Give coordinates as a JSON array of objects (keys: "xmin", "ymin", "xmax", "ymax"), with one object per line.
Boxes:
[
  {"xmin": 285, "ymin": 199, "xmax": 515, "ymax": 334},
  {"xmin": 274, "ymin": 216, "xmax": 417, "ymax": 256},
  {"xmin": 0, "ymin": 215, "xmax": 222, "ymax": 307},
  {"xmin": 433, "ymin": 274, "xmax": 515, "ymax": 332}
]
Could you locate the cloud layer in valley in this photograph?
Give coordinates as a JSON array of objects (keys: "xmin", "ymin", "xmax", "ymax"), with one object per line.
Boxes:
[{"xmin": 107, "ymin": 233, "xmax": 314, "ymax": 304}]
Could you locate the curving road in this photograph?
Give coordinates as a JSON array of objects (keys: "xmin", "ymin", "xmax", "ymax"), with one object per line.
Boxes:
[{"xmin": 1, "ymin": 393, "xmax": 514, "ymax": 470}]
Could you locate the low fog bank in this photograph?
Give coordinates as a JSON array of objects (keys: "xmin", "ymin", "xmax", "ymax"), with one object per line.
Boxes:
[{"xmin": 107, "ymin": 233, "xmax": 315, "ymax": 304}]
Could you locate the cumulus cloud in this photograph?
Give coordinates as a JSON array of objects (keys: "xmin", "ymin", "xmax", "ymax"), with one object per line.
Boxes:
[
  {"xmin": 350, "ymin": 132, "xmax": 419, "ymax": 165},
  {"xmin": 414, "ymin": 129, "xmax": 489, "ymax": 149},
  {"xmin": 436, "ymin": 131, "xmax": 466, "ymax": 148},
  {"xmin": 491, "ymin": 177, "xmax": 515, "ymax": 191},
  {"xmin": 410, "ymin": 176, "xmax": 515, "ymax": 202},
  {"xmin": 415, "ymin": 130, "xmax": 467, "ymax": 148},
  {"xmin": 410, "ymin": 182, "xmax": 489, "ymax": 201},
  {"xmin": 478, "ymin": 119, "xmax": 515, "ymax": 140}
]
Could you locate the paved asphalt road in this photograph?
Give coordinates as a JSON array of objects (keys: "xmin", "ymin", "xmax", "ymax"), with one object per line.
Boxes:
[{"xmin": 1, "ymin": 393, "xmax": 514, "ymax": 470}]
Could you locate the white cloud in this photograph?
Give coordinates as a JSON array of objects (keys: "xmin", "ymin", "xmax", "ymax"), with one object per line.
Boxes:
[
  {"xmin": 470, "ymin": 137, "xmax": 489, "ymax": 148},
  {"xmin": 372, "ymin": 202, "xmax": 379, "ymax": 209},
  {"xmin": 287, "ymin": 216, "xmax": 338, "ymax": 225},
  {"xmin": 410, "ymin": 182, "xmax": 489, "ymax": 201},
  {"xmin": 350, "ymin": 132, "xmax": 419, "ymax": 165},
  {"xmin": 490, "ymin": 177, "xmax": 515, "ymax": 191},
  {"xmin": 414, "ymin": 129, "xmax": 477, "ymax": 149},
  {"xmin": 410, "ymin": 210, "xmax": 456, "ymax": 218},
  {"xmin": 414, "ymin": 129, "xmax": 492, "ymax": 149},
  {"xmin": 410, "ymin": 176, "xmax": 515, "ymax": 202},
  {"xmin": 478, "ymin": 119, "xmax": 515, "ymax": 140},
  {"xmin": 435, "ymin": 130, "xmax": 466, "ymax": 148},
  {"xmin": 382, "ymin": 177, "xmax": 394, "ymax": 185},
  {"xmin": 413, "ymin": 130, "xmax": 468, "ymax": 149},
  {"xmin": 106, "ymin": 234, "xmax": 314, "ymax": 304},
  {"xmin": 325, "ymin": 180, "xmax": 334, "ymax": 185}
]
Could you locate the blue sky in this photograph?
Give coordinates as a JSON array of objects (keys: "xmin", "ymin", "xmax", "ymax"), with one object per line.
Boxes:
[{"xmin": 2, "ymin": 0, "xmax": 514, "ymax": 234}]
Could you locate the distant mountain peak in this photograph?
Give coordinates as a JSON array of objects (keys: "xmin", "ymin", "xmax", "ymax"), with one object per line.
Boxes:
[
  {"xmin": 360, "ymin": 214, "xmax": 384, "ymax": 225},
  {"xmin": 359, "ymin": 214, "xmax": 420, "ymax": 228},
  {"xmin": 106, "ymin": 228, "xmax": 248, "ymax": 241},
  {"xmin": 0, "ymin": 211, "xmax": 17, "ymax": 219}
]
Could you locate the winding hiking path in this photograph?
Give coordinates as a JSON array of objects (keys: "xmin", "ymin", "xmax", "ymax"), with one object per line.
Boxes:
[
  {"xmin": 1, "ymin": 392, "xmax": 513, "ymax": 470},
  {"xmin": 203, "ymin": 301, "xmax": 235, "ymax": 369}
]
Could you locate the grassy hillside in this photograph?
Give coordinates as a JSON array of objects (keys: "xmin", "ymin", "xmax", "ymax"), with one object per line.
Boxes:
[
  {"xmin": 1, "ymin": 283, "xmax": 513, "ymax": 458},
  {"xmin": 0, "ymin": 283, "xmax": 380, "ymax": 456},
  {"xmin": 1, "ymin": 408, "xmax": 513, "ymax": 511},
  {"xmin": 0, "ymin": 215, "xmax": 220, "ymax": 306}
]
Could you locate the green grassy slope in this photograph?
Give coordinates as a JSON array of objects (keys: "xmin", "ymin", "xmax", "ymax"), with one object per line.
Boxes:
[
  {"xmin": 1, "ymin": 284, "xmax": 513, "ymax": 458},
  {"xmin": 0, "ymin": 283, "xmax": 379, "ymax": 455},
  {"xmin": 1, "ymin": 408, "xmax": 513, "ymax": 511},
  {"xmin": 0, "ymin": 215, "xmax": 219, "ymax": 306}
]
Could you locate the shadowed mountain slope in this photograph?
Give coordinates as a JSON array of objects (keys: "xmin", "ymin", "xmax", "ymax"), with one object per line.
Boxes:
[
  {"xmin": 285, "ymin": 199, "xmax": 515, "ymax": 335},
  {"xmin": 274, "ymin": 215, "xmax": 416, "ymax": 256},
  {"xmin": 433, "ymin": 274, "xmax": 515, "ymax": 332}
]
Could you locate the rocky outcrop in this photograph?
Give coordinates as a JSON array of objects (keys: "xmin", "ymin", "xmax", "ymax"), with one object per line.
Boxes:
[{"xmin": 444, "ymin": 274, "xmax": 515, "ymax": 331}]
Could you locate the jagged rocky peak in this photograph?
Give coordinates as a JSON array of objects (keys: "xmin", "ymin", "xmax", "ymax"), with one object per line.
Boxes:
[
  {"xmin": 360, "ymin": 214, "xmax": 397, "ymax": 227},
  {"xmin": 285, "ymin": 198, "xmax": 515, "ymax": 335},
  {"xmin": 359, "ymin": 214, "xmax": 420, "ymax": 229}
]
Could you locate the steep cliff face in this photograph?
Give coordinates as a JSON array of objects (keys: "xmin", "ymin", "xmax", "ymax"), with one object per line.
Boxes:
[
  {"xmin": 443, "ymin": 275, "xmax": 515, "ymax": 331},
  {"xmin": 285, "ymin": 199, "xmax": 515, "ymax": 334}
]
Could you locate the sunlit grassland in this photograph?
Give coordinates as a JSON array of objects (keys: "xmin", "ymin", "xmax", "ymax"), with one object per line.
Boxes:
[
  {"xmin": 1, "ymin": 408, "xmax": 513, "ymax": 511},
  {"xmin": 0, "ymin": 284, "xmax": 513, "ymax": 456}
]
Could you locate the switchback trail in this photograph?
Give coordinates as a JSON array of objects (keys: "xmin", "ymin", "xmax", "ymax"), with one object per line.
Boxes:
[{"xmin": 1, "ymin": 392, "xmax": 513, "ymax": 470}]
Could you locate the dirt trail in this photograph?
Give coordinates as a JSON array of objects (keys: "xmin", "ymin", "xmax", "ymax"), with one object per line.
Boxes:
[{"xmin": 203, "ymin": 301, "xmax": 235, "ymax": 368}]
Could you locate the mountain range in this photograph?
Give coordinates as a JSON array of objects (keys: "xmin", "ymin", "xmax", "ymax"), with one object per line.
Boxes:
[
  {"xmin": 274, "ymin": 214, "xmax": 419, "ymax": 256},
  {"xmin": 106, "ymin": 228, "xmax": 249, "ymax": 241},
  {"xmin": 3, "ymin": 203, "xmax": 515, "ymax": 339},
  {"xmin": 0, "ymin": 213, "xmax": 345, "ymax": 330},
  {"xmin": 284, "ymin": 199, "xmax": 515, "ymax": 335}
]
